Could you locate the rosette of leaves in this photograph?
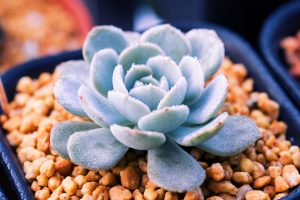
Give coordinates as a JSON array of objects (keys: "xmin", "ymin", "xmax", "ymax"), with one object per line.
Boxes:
[{"xmin": 51, "ymin": 24, "xmax": 261, "ymax": 192}]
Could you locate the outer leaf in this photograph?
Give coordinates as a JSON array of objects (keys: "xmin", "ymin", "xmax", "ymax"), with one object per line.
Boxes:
[
  {"xmin": 124, "ymin": 64, "xmax": 152, "ymax": 89},
  {"xmin": 54, "ymin": 75, "xmax": 87, "ymax": 117},
  {"xmin": 157, "ymin": 77, "xmax": 187, "ymax": 109},
  {"xmin": 108, "ymin": 91, "xmax": 151, "ymax": 123},
  {"xmin": 141, "ymin": 24, "xmax": 191, "ymax": 63},
  {"xmin": 179, "ymin": 56, "xmax": 204, "ymax": 105},
  {"xmin": 55, "ymin": 60, "xmax": 90, "ymax": 85},
  {"xmin": 129, "ymin": 84, "xmax": 166, "ymax": 111},
  {"xmin": 140, "ymin": 75, "xmax": 160, "ymax": 86},
  {"xmin": 50, "ymin": 121, "xmax": 99, "ymax": 159},
  {"xmin": 90, "ymin": 49, "xmax": 118, "ymax": 96},
  {"xmin": 138, "ymin": 105, "xmax": 189, "ymax": 133},
  {"xmin": 186, "ymin": 29, "xmax": 224, "ymax": 80},
  {"xmin": 119, "ymin": 43, "xmax": 164, "ymax": 71},
  {"xmin": 112, "ymin": 65, "xmax": 128, "ymax": 94},
  {"xmin": 110, "ymin": 124, "xmax": 166, "ymax": 150},
  {"xmin": 78, "ymin": 85, "xmax": 129, "ymax": 127},
  {"xmin": 83, "ymin": 25, "xmax": 128, "ymax": 63},
  {"xmin": 147, "ymin": 56, "xmax": 182, "ymax": 86},
  {"xmin": 159, "ymin": 76, "xmax": 169, "ymax": 91},
  {"xmin": 148, "ymin": 139, "xmax": 205, "ymax": 192},
  {"xmin": 168, "ymin": 112, "xmax": 228, "ymax": 146},
  {"xmin": 198, "ymin": 116, "xmax": 261, "ymax": 156},
  {"xmin": 68, "ymin": 128, "xmax": 129, "ymax": 170},
  {"xmin": 186, "ymin": 74, "xmax": 228, "ymax": 124}
]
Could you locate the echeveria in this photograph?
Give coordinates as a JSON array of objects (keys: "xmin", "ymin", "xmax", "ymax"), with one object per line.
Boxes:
[{"xmin": 51, "ymin": 24, "xmax": 261, "ymax": 192}]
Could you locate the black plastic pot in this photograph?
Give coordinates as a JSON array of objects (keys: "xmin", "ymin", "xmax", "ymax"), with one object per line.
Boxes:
[
  {"xmin": 260, "ymin": 1, "xmax": 300, "ymax": 110},
  {"xmin": 1, "ymin": 23, "xmax": 300, "ymax": 199}
]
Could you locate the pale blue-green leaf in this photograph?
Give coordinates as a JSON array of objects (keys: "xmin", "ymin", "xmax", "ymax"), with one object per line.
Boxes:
[
  {"xmin": 139, "ymin": 75, "xmax": 160, "ymax": 86},
  {"xmin": 157, "ymin": 77, "xmax": 187, "ymax": 109},
  {"xmin": 168, "ymin": 112, "xmax": 228, "ymax": 146},
  {"xmin": 125, "ymin": 31, "xmax": 141, "ymax": 45},
  {"xmin": 55, "ymin": 60, "xmax": 90, "ymax": 85},
  {"xmin": 54, "ymin": 75, "xmax": 87, "ymax": 117},
  {"xmin": 119, "ymin": 43, "xmax": 164, "ymax": 71},
  {"xmin": 90, "ymin": 49, "xmax": 118, "ymax": 96},
  {"xmin": 186, "ymin": 29, "xmax": 224, "ymax": 80},
  {"xmin": 50, "ymin": 121, "xmax": 98, "ymax": 159},
  {"xmin": 112, "ymin": 65, "xmax": 128, "ymax": 94},
  {"xmin": 186, "ymin": 74, "xmax": 228, "ymax": 124},
  {"xmin": 110, "ymin": 124, "xmax": 166, "ymax": 150},
  {"xmin": 82, "ymin": 25, "xmax": 128, "ymax": 63},
  {"xmin": 108, "ymin": 91, "xmax": 151, "ymax": 123},
  {"xmin": 146, "ymin": 55, "xmax": 182, "ymax": 86},
  {"xmin": 133, "ymin": 81, "xmax": 145, "ymax": 88},
  {"xmin": 159, "ymin": 76, "xmax": 169, "ymax": 91},
  {"xmin": 68, "ymin": 128, "xmax": 129, "ymax": 170},
  {"xmin": 179, "ymin": 56, "xmax": 204, "ymax": 105},
  {"xmin": 129, "ymin": 84, "xmax": 166, "ymax": 111},
  {"xmin": 148, "ymin": 139, "xmax": 205, "ymax": 192},
  {"xmin": 138, "ymin": 105, "xmax": 189, "ymax": 133},
  {"xmin": 78, "ymin": 85, "xmax": 130, "ymax": 127},
  {"xmin": 198, "ymin": 116, "xmax": 261, "ymax": 156},
  {"xmin": 124, "ymin": 64, "xmax": 152, "ymax": 89},
  {"xmin": 141, "ymin": 24, "xmax": 191, "ymax": 63}
]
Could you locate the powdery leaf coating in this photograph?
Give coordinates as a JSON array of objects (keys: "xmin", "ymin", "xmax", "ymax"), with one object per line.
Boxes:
[
  {"xmin": 139, "ymin": 75, "xmax": 160, "ymax": 86},
  {"xmin": 54, "ymin": 75, "xmax": 87, "ymax": 117},
  {"xmin": 78, "ymin": 85, "xmax": 129, "ymax": 127},
  {"xmin": 186, "ymin": 74, "xmax": 228, "ymax": 124},
  {"xmin": 83, "ymin": 25, "xmax": 129, "ymax": 63},
  {"xmin": 168, "ymin": 112, "xmax": 228, "ymax": 146},
  {"xmin": 119, "ymin": 43, "xmax": 164, "ymax": 72},
  {"xmin": 138, "ymin": 105, "xmax": 189, "ymax": 133},
  {"xmin": 179, "ymin": 56, "xmax": 204, "ymax": 105},
  {"xmin": 67, "ymin": 128, "xmax": 129, "ymax": 170},
  {"xmin": 157, "ymin": 77, "xmax": 187, "ymax": 110},
  {"xmin": 110, "ymin": 124, "xmax": 166, "ymax": 150},
  {"xmin": 50, "ymin": 121, "xmax": 99, "ymax": 159},
  {"xmin": 159, "ymin": 76, "xmax": 169, "ymax": 91},
  {"xmin": 198, "ymin": 116, "xmax": 261, "ymax": 156},
  {"xmin": 125, "ymin": 31, "xmax": 141, "ymax": 45},
  {"xmin": 108, "ymin": 91, "xmax": 151, "ymax": 123},
  {"xmin": 124, "ymin": 64, "xmax": 152, "ymax": 89},
  {"xmin": 112, "ymin": 65, "xmax": 128, "ymax": 94},
  {"xmin": 90, "ymin": 49, "xmax": 118, "ymax": 96},
  {"xmin": 129, "ymin": 84, "xmax": 166, "ymax": 111},
  {"xmin": 186, "ymin": 29, "xmax": 224, "ymax": 80},
  {"xmin": 141, "ymin": 24, "xmax": 191, "ymax": 63},
  {"xmin": 147, "ymin": 55, "xmax": 182, "ymax": 87},
  {"xmin": 148, "ymin": 139, "xmax": 205, "ymax": 192}
]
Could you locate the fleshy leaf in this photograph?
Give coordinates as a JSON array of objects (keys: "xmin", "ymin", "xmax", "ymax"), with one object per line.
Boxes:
[
  {"xmin": 129, "ymin": 84, "xmax": 166, "ymax": 111},
  {"xmin": 68, "ymin": 128, "xmax": 129, "ymax": 170},
  {"xmin": 148, "ymin": 139, "xmax": 205, "ymax": 192},
  {"xmin": 159, "ymin": 76, "xmax": 169, "ymax": 91},
  {"xmin": 198, "ymin": 116, "xmax": 261, "ymax": 156},
  {"xmin": 90, "ymin": 49, "xmax": 118, "ymax": 96},
  {"xmin": 108, "ymin": 91, "xmax": 151, "ymax": 123},
  {"xmin": 78, "ymin": 85, "xmax": 130, "ymax": 127},
  {"xmin": 124, "ymin": 64, "xmax": 152, "ymax": 89},
  {"xmin": 141, "ymin": 24, "xmax": 191, "ymax": 63},
  {"xmin": 186, "ymin": 29, "xmax": 224, "ymax": 80},
  {"xmin": 133, "ymin": 81, "xmax": 145, "ymax": 88},
  {"xmin": 140, "ymin": 75, "xmax": 160, "ymax": 86},
  {"xmin": 119, "ymin": 43, "xmax": 164, "ymax": 71},
  {"xmin": 112, "ymin": 65, "xmax": 128, "ymax": 94},
  {"xmin": 186, "ymin": 74, "xmax": 228, "ymax": 124},
  {"xmin": 54, "ymin": 75, "xmax": 87, "ymax": 117},
  {"xmin": 179, "ymin": 56, "xmax": 204, "ymax": 105},
  {"xmin": 50, "ymin": 121, "xmax": 99, "ymax": 159},
  {"xmin": 110, "ymin": 124, "xmax": 166, "ymax": 150},
  {"xmin": 168, "ymin": 112, "xmax": 228, "ymax": 146},
  {"xmin": 157, "ymin": 77, "xmax": 187, "ymax": 109},
  {"xmin": 125, "ymin": 31, "xmax": 141, "ymax": 45},
  {"xmin": 83, "ymin": 25, "xmax": 128, "ymax": 63},
  {"xmin": 138, "ymin": 105, "xmax": 189, "ymax": 133},
  {"xmin": 55, "ymin": 60, "xmax": 90, "ymax": 85},
  {"xmin": 147, "ymin": 56, "xmax": 182, "ymax": 86}
]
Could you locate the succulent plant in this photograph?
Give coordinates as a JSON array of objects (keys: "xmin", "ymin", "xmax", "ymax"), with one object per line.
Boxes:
[{"xmin": 51, "ymin": 24, "xmax": 261, "ymax": 192}]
